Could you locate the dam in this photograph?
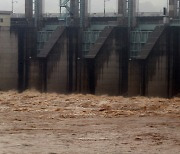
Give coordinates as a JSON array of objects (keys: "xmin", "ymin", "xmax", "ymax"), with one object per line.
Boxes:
[{"xmin": 0, "ymin": 0, "xmax": 180, "ymax": 97}]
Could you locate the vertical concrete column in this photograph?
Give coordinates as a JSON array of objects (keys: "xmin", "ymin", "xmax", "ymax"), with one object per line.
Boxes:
[
  {"xmin": 25, "ymin": 0, "xmax": 33, "ymax": 19},
  {"xmin": 118, "ymin": 0, "xmax": 127, "ymax": 17},
  {"xmin": 133, "ymin": 0, "xmax": 136, "ymax": 17},
  {"xmin": 118, "ymin": 0, "xmax": 136, "ymax": 26},
  {"xmin": 35, "ymin": 0, "xmax": 45, "ymax": 19},
  {"xmin": 80, "ymin": 0, "xmax": 89, "ymax": 28},
  {"xmin": 169, "ymin": 0, "xmax": 178, "ymax": 18},
  {"xmin": 35, "ymin": 0, "xmax": 45, "ymax": 28},
  {"xmin": 70, "ymin": 0, "xmax": 79, "ymax": 18},
  {"xmin": 132, "ymin": 0, "xmax": 137, "ymax": 26}
]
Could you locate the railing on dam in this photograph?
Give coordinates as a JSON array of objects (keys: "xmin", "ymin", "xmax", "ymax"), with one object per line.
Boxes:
[
  {"xmin": 11, "ymin": 12, "xmax": 164, "ymax": 19},
  {"xmin": 82, "ymin": 30, "xmax": 102, "ymax": 55},
  {"xmin": 37, "ymin": 25, "xmax": 59, "ymax": 54},
  {"xmin": 130, "ymin": 30, "xmax": 152, "ymax": 57},
  {"xmin": 170, "ymin": 19, "xmax": 180, "ymax": 26}
]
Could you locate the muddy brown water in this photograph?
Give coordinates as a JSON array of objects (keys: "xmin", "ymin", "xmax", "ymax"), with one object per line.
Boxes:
[{"xmin": 0, "ymin": 91, "xmax": 179, "ymax": 154}]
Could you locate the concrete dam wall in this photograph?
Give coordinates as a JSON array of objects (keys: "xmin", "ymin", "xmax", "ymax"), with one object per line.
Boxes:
[
  {"xmin": 0, "ymin": 27, "xmax": 18, "ymax": 90},
  {"xmin": 0, "ymin": 26, "xmax": 36, "ymax": 91},
  {"xmin": 0, "ymin": 25, "xmax": 180, "ymax": 97},
  {"xmin": 85, "ymin": 27, "xmax": 128, "ymax": 95},
  {"xmin": 129, "ymin": 26, "xmax": 180, "ymax": 97}
]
